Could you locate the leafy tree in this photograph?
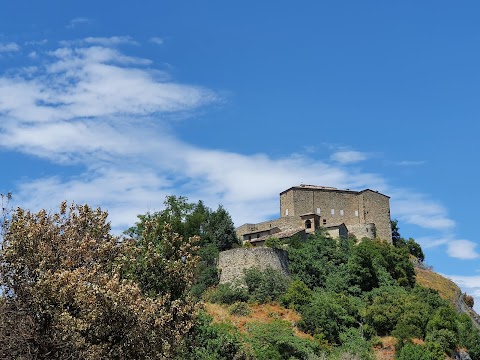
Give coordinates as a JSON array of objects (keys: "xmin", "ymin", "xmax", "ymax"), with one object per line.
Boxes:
[
  {"xmin": 298, "ymin": 291, "xmax": 359, "ymax": 344},
  {"xmin": 0, "ymin": 202, "xmax": 200, "ymax": 359},
  {"xmin": 288, "ymin": 233, "xmax": 352, "ymax": 290},
  {"xmin": 246, "ymin": 320, "xmax": 322, "ymax": 360},
  {"xmin": 244, "ymin": 267, "xmax": 290, "ymax": 303},
  {"xmin": 205, "ymin": 205, "xmax": 239, "ymax": 251},
  {"xmin": 265, "ymin": 236, "xmax": 284, "ymax": 249},
  {"xmin": 126, "ymin": 196, "xmax": 239, "ymax": 299},
  {"xmin": 425, "ymin": 328, "xmax": 457, "ymax": 354},
  {"xmin": 395, "ymin": 342, "xmax": 443, "ymax": 360},
  {"xmin": 391, "ymin": 220, "xmax": 425, "ymax": 261},
  {"xmin": 426, "ymin": 306, "xmax": 459, "ymax": 335},
  {"xmin": 391, "ymin": 219, "xmax": 401, "ymax": 245},
  {"xmin": 280, "ymin": 279, "xmax": 313, "ymax": 310},
  {"xmin": 182, "ymin": 312, "xmax": 252, "ymax": 360},
  {"xmin": 334, "ymin": 328, "xmax": 374, "ymax": 360},
  {"xmin": 347, "ymin": 240, "xmax": 379, "ymax": 293},
  {"xmin": 364, "ymin": 286, "xmax": 408, "ymax": 335}
]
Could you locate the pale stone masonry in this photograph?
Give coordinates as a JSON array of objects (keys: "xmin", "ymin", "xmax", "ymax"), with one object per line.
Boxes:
[
  {"xmin": 218, "ymin": 248, "xmax": 289, "ymax": 285},
  {"xmin": 236, "ymin": 184, "xmax": 392, "ymax": 244}
]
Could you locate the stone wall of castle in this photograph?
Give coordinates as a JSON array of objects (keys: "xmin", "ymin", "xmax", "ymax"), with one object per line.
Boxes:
[
  {"xmin": 358, "ymin": 191, "xmax": 392, "ymax": 242},
  {"xmin": 218, "ymin": 248, "xmax": 289, "ymax": 285}
]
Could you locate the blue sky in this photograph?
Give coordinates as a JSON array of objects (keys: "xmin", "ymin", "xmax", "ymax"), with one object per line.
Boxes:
[{"xmin": 0, "ymin": 1, "xmax": 479, "ymax": 310}]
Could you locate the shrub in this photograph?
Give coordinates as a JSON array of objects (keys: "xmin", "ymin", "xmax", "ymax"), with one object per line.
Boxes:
[
  {"xmin": 244, "ymin": 267, "xmax": 290, "ymax": 304},
  {"xmin": 396, "ymin": 343, "xmax": 428, "ymax": 360},
  {"xmin": 280, "ymin": 279, "xmax": 313, "ymax": 309},
  {"xmin": 229, "ymin": 302, "xmax": 252, "ymax": 316},
  {"xmin": 425, "ymin": 329, "xmax": 457, "ymax": 354},
  {"xmin": 265, "ymin": 237, "xmax": 283, "ymax": 249},
  {"xmin": 335, "ymin": 328, "xmax": 374, "ymax": 360},
  {"xmin": 463, "ymin": 293, "xmax": 475, "ymax": 308},
  {"xmin": 245, "ymin": 320, "xmax": 321, "ymax": 360},
  {"xmin": 206, "ymin": 283, "xmax": 249, "ymax": 305},
  {"xmin": 182, "ymin": 312, "xmax": 252, "ymax": 360},
  {"xmin": 297, "ymin": 291, "xmax": 359, "ymax": 344}
]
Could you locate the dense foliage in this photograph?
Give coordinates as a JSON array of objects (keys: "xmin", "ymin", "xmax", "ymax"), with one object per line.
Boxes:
[{"xmin": 0, "ymin": 202, "xmax": 200, "ymax": 359}]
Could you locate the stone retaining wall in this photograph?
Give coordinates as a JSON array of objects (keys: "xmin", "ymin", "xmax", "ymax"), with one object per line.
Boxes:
[{"xmin": 218, "ymin": 247, "xmax": 289, "ymax": 285}]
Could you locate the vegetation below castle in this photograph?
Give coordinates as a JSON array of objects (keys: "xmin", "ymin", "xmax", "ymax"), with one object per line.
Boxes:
[{"xmin": 0, "ymin": 193, "xmax": 479, "ymax": 359}]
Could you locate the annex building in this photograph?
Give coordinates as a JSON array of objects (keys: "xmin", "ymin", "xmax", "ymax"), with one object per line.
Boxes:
[{"xmin": 236, "ymin": 184, "xmax": 392, "ymax": 246}]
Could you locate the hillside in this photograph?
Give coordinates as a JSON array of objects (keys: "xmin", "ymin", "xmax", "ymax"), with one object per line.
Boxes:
[{"xmin": 415, "ymin": 262, "xmax": 480, "ymax": 328}]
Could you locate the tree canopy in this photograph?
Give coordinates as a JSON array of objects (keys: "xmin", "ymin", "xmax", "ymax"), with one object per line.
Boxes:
[{"xmin": 0, "ymin": 201, "xmax": 200, "ymax": 359}]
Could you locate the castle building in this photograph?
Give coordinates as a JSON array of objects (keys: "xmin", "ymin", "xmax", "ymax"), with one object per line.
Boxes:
[{"xmin": 236, "ymin": 184, "xmax": 392, "ymax": 245}]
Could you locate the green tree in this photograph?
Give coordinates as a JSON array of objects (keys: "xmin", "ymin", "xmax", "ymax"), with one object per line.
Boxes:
[
  {"xmin": 288, "ymin": 233, "xmax": 352, "ymax": 290},
  {"xmin": 280, "ymin": 279, "xmax": 313, "ymax": 310},
  {"xmin": 246, "ymin": 320, "xmax": 321, "ymax": 360},
  {"xmin": 364, "ymin": 286, "xmax": 408, "ymax": 335},
  {"xmin": 205, "ymin": 205, "xmax": 239, "ymax": 251},
  {"xmin": 348, "ymin": 240, "xmax": 379, "ymax": 293},
  {"xmin": 244, "ymin": 267, "xmax": 290, "ymax": 303},
  {"xmin": 298, "ymin": 291, "xmax": 359, "ymax": 344}
]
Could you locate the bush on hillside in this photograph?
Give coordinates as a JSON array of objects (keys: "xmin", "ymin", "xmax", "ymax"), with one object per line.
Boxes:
[
  {"xmin": 228, "ymin": 302, "xmax": 252, "ymax": 316},
  {"xmin": 205, "ymin": 283, "xmax": 249, "ymax": 305},
  {"xmin": 244, "ymin": 267, "xmax": 290, "ymax": 304},
  {"xmin": 246, "ymin": 320, "xmax": 322, "ymax": 360}
]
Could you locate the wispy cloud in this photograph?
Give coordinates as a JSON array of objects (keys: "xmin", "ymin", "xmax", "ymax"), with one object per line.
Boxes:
[
  {"xmin": 447, "ymin": 240, "xmax": 480, "ymax": 260},
  {"xmin": 0, "ymin": 42, "xmax": 20, "ymax": 53},
  {"xmin": 396, "ymin": 160, "xmax": 426, "ymax": 166},
  {"xmin": 0, "ymin": 37, "xmax": 464, "ymax": 250},
  {"xmin": 390, "ymin": 190, "xmax": 455, "ymax": 230},
  {"xmin": 83, "ymin": 36, "xmax": 139, "ymax": 46},
  {"xmin": 150, "ymin": 37, "xmax": 164, "ymax": 45},
  {"xmin": 24, "ymin": 39, "xmax": 48, "ymax": 46},
  {"xmin": 67, "ymin": 17, "xmax": 92, "ymax": 29},
  {"xmin": 331, "ymin": 150, "xmax": 368, "ymax": 164}
]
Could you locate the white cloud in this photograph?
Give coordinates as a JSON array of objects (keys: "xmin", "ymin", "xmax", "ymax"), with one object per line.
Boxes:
[
  {"xmin": 447, "ymin": 240, "xmax": 480, "ymax": 260},
  {"xmin": 331, "ymin": 150, "xmax": 368, "ymax": 164},
  {"xmin": 150, "ymin": 37, "xmax": 164, "ymax": 45},
  {"xmin": 67, "ymin": 17, "xmax": 92, "ymax": 29},
  {"xmin": 390, "ymin": 191, "xmax": 455, "ymax": 230},
  {"xmin": 83, "ymin": 36, "xmax": 139, "ymax": 46},
  {"xmin": 0, "ymin": 38, "xmax": 465, "ymax": 247},
  {"xmin": 24, "ymin": 39, "xmax": 48, "ymax": 46},
  {"xmin": 0, "ymin": 42, "xmax": 20, "ymax": 53},
  {"xmin": 396, "ymin": 160, "xmax": 426, "ymax": 166}
]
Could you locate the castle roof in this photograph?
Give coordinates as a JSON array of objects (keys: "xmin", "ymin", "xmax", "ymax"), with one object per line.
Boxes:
[
  {"xmin": 280, "ymin": 184, "xmax": 389, "ymax": 198},
  {"xmin": 249, "ymin": 227, "xmax": 305, "ymax": 243}
]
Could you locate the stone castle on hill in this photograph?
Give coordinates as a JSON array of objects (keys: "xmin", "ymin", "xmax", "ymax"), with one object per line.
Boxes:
[{"xmin": 236, "ymin": 184, "xmax": 392, "ymax": 245}]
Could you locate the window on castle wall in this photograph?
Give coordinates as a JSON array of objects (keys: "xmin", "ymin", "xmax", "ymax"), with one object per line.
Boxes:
[
  {"xmin": 331, "ymin": 209, "xmax": 334, "ymax": 216},
  {"xmin": 285, "ymin": 208, "xmax": 289, "ymax": 216},
  {"xmin": 316, "ymin": 208, "xmax": 321, "ymax": 215},
  {"xmin": 340, "ymin": 210, "xmax": 344, "ymax": 216},
  {"xmin": 323, "ymin": 219, "xmax": 327, "ymax": 225},
  {"xmin": 305, "ymin": 220, "xmax": 312, "ymax": 229},
  {"xmin": 355, "ymin": 210, "xmax": 359, "ymax": 217}
]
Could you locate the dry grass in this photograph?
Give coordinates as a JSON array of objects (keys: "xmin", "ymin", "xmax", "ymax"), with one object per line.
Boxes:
[
  {"xmin": 204, "ymin": 302, "xmax": 312, "ymax": 339},
  {"xmin": 415, "ymin": 267, "xmax": 461, "ymax": 306},
  {"xmin": 372, "ymin": 336, "xmax": 396, "ymax": 360}
]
